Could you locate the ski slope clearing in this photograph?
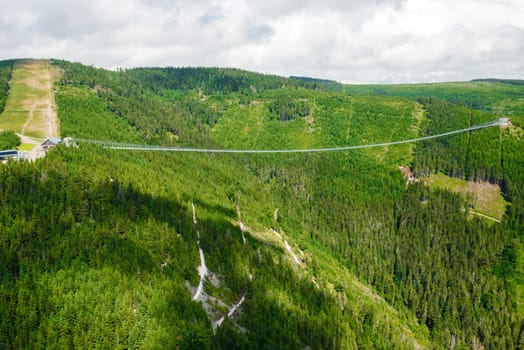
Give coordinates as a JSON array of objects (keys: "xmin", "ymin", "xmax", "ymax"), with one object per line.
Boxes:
[{"xmin": 0, "ymin": 60, "xmax": 59, "ymax": 143}]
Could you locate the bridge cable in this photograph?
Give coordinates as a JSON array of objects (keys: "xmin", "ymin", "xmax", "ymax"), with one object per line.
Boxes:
[{"xmin": 72, "ymin": 119, "xmax": 506, "ymax": 154}]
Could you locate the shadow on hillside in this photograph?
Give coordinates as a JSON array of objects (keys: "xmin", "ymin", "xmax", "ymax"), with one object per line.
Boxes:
[
  {"xmin": 0, "ymin": 170, "xmax": 246, "ymax": 280},
  {"xmin": 190, "ymin": 196, "xmax": 236, "ymax": 219},
  {"xmin": 1, "ymin": 162, "xmax": 365, "ymax": 350}
]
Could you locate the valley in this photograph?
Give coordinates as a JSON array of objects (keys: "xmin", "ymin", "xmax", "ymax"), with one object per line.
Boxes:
[{"xmin": 0, "ymin": 59, "xmax": 522, "ymax": 349}]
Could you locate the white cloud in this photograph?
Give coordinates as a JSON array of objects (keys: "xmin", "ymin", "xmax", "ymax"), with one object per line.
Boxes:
[{"xmin": 0, "ymin": 0, "xmax": 523, "ymax": 83}]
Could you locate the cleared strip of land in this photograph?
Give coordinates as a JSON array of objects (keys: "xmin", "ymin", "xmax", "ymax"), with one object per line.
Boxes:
[
  {"xmin": 425, "ymin": 173, "xmax": 506, "ymax": 222},
  {"xmin": 0, "ymin": 60, "xmax": 60, "ymax": 145}
]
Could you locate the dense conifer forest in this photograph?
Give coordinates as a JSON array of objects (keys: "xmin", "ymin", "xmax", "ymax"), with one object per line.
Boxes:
[{"xmin": 0, "ymin": 59, "xmax": 522, "ymax": 349}]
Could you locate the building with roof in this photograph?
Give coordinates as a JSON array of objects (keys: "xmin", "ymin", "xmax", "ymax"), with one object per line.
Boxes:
[
  {"xmin": 0, "ymin": 150, "xmax": 25, "ymax": 163},
  {"xmin": 41, "ymin": 137, "xmax": 62, "ymax": 150}
]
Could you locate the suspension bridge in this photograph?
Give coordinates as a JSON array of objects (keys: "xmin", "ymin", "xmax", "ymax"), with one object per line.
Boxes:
[{"xmin": 69, "ymin": 118, "xmax": 509, "ymax": 154}]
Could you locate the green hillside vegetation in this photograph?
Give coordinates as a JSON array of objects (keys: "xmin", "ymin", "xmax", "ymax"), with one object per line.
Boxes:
[
  {"xmin": 345, "ymin": 79, "xmax": 524, "ymax": 340},
  {"xmin": 344, "ymin": 81, "xmax": 524, "ymax": 118},
  {"xmin": 0, "ymin": 130, "xmax": 21, "ymax": 150},
  {"xmin": 0, "ymin": 60, "xmax": 14, "ymax": 113},
  {"xmin": 472, "ymin": 78, "xmax": 524, "ymax": 86},
  {"xmin": 0, "ymin": 61, "xmax": 23, "ymax": 151},
  {"xmin": 410, "ymin": 98, "xmax": 503, "ymax": 182},
  {"xmin": 290, "ymin": 76, "xmax": 344, "ymax": 91},
  {"xmin": 0, "ymin": 60, "xmax": 522, "ymax": 349}
]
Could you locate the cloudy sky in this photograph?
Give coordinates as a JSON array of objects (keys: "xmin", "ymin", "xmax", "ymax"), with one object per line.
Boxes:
[{"xmin": 1, "ymin": 0, "xmax": 523, "ymax": 83}]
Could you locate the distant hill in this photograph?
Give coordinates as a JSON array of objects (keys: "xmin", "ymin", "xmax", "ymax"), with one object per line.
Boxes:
[
  {"xmin": 344, "ymin": 80, "xmax": 524, "ymax": 115},
  {"xmin": 290, "ymin": 75, "xmax": 343, "ymax": 91},
  {"xmin": 471, "ymin": 78, "xmax": 524, "ymax": 86}
]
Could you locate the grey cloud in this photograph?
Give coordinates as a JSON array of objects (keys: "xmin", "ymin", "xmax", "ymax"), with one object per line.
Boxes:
[
  {"xmin": 246, "ymin": 0, "xmax": 405, "ymax": 19},
  {"xmin": 198, "ymin": 5, "xmax": 224, "ymax": 25},
  {"xmin": 245, "ymin": 24, "xmax": 273, "ymax": 44},
  {"xmin": 0, "ymin": 0, "xmax": 523, "ymax": 83}
]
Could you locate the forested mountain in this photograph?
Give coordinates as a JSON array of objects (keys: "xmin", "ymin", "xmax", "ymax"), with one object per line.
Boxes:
[
  {"xmin": 0, "ymin": 59, "xmax": 523, "ymax": 349},
  {"xmin": 290, "ymin": 76, "xmax": 344, "ymax": 91},
  {"xmin": 472, "ymin": 79, "xmax": 524, "ymax": 86},
  {"xmin": 344, "ymin": 81, "xmax": 524, "ymax": 116}
]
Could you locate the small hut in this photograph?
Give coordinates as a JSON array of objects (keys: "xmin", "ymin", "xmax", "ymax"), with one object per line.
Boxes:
[{"xmin": 41, "ymin": 138, "xmax": 62, "ymax": 151}]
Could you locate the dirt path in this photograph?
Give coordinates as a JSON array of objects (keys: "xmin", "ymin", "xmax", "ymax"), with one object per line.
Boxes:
[
  {"xmin": 16, "ymin": 133, "xmax": 42, "ymax": 145},
  {"xmin": 461, "ymin": 208, "xmax": 501, "ymax": 223},
  {"xmin": 46, "ymin": 102, "xmax": 57, "ymax": 138},
  {"xmin": 21, "ymin": 109, "xmax": 34, "ymax": 135}
]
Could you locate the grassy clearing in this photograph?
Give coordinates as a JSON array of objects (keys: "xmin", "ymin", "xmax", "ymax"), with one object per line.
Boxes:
[
  {"xmin": 24, "ymin": 110, "xmax": 47, "ymax": 138},
  {"xmin": 5, "ymin": 83, "xmax": 48, "ymax": 110},
  {"xmin": 4, "ymin": 61, "xmax": 50, "ymax": 109},
  {"xmin": 425, "ymin": 173, "xmax": 507, "ymax": 221},
  {"xmin": 0, "ymin": 110, "xmax": 28, "ymax": 131},
  {"xmin": 0, "ymin": 60, "xmax": 59, "ymax": 137},
  {"xmin": 18, "ymin": 143, "xmax": 35, "ymax": 151}
]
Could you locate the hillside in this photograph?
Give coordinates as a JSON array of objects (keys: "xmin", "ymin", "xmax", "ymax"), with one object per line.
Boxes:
[
  {"xmin": 344, "ymin": 81, "xmax": 524, "ymax": 118},
  {"xmin": 0, "ymin": 60, "xmax": 59, "ymax": 144},
  {"xmin": 0, "ymin": 59, "xmax": 523, "ymax": 349}
]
